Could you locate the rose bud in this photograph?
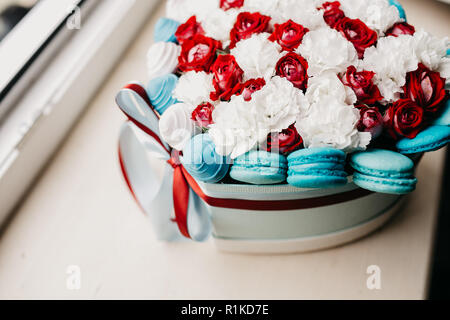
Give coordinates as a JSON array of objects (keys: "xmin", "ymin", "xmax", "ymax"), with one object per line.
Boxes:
[
  {"xmin": 175, "ymin": 16, "xmax": 205, "ymax": 45},
  {"xmin": 385, "ymin": 22, "xmax": 415, "ymax": 37},
  {"xmin": 229, "ymin": 12, "xmax": 271, "ymax": 49},
  {"xmin": 220, "ymin": 0, "xmax": 244, "ymax": 11},
  {"xmin": 210, "ymin": 54, "xmax": 244, "ymax": 101},
  {"xmin": 319, "ymin": 1, "xmax": 346, "ymax": 28},
  {"xmin": 231, "ymin": 78, "xmax": 266, "ymax": 101},
  {"xmin": 335, "ymin": 17, "xmax": 377, "ymax": 59},
  {"xmin": 356, "ymin": 105, "xmax": 384, "ymax": 139},
  {"xmin": 383, "ymin": 99, "xmax": 424, "ymax": 139},
  {"xmin": 402, "ymin": 63, "xmax": 447, "ymax": 114},
  {"xmin": 268, "ymin": 19, "xmax": 309, "ymax": 51},
  {"xmin": 267, "ymin": 124, "xmax": 303, "ymax": 155},
  {"xmin": 342, "ymin": 66, "xmax": 383, "ymax": 105},
  {"xmin": 191, "ymin": 102, "xmax": 215, "ymax": 128},
  {"xmin": 275, "ymin": 52, "xmax": 309, "ymax": 91},
  {"xmin": 178, "ymin": 34, "xmax": 222, "ymax": 73}
]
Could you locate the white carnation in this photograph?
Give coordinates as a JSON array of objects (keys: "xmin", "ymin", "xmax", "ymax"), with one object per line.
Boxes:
[
  {"xmin": 296, "ymin": 28, "xmax": 358, "ymax": 77},
  {"xmin": 230, "ymin": 33, "xmax": 282, "ymax": 80},
  {"xmin": 362, "ymin": 35, "xmax": 418, "ymax": 103},
  {"xmin": 166, "ymin": 0, "xmax": 220, "ymax": 23},
  {"xmin": 306, "ymin": 72, "xmax": 357, "ymax": 106},
  {"xmin": 339, "ymin": 0, "xmax": 402, "ymax": 35},
  {"xmin": 197, "ymin": 8, "xmax": 240, "ymax": 44},
  {"xmin": 173, "ymin": 71, "xmax": 214, "ymax": 107},
  {"xmin": 242, "ymin": 0, "xmax": 280, "ymax": 19},
  {"xmin": 209, "ymin": 77, "xmax": 309, "ymax": 158},
  {"xmin": 296, "ymin": 98, "xmax": 371, "ymax": 153},
  {"xmin": 412, "ymin": 29, "xmax": 449, "ymax": 73},
  {"xmin": 275, "ymin": 0, "xmax": 326, "ymax": 30}
]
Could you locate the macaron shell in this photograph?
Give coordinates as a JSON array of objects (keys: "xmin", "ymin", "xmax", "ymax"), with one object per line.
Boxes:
[
  {"xmin": 350, "ymin": 149, "xmax": 414, "ymax": 175},
  {"xmin": 154, "ymin": 17, "xmax": 180, "ymax": 43},
  {"xmin": 396, "ymin": 126, "xmax": 450, "ymax": 154},
  {"xmin": 230, "ymin": 166, "xmax": 287, "ymax": 185},
  {"xmin": 353, "ymin": 172, "xmax": 417, "ymax": 195},
  {"xmin": 234, "ymin": 151, "xmax": 287, "ymax": 168},
  {"xmin": 433, "ymin": 100, "xmax": 450, "ymax": 126},
  {"xmin": 287, "ymin": 148, "xmax": 346, "ymax": 165},
  {"xmin": 287, "ymin": 174, "xmax": 348, "ymax": 189}
]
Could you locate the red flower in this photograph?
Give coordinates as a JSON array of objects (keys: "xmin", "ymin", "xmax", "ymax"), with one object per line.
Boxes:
[
  {"xmin": 356, "ymin": 105, "xmax": 384, "ymax": 139},
  {"xmin": 385, "ymin": 22, "xmax": 415, "ymax": 37},
  {"xmin": 335, "ymin": 17, "xmax": 377, "ymax": 59},
  {"xmin": 320, "ymin": 1, "xmax": 345, "ymax": 28},
  {"xmin": 275, "ymin": 52, "xmax": 309, "ymax": 91},
  {"xmin": 267, "ymin": 124, "xmax": 303, "ymax": 155},
  {"xmin": 210, "ymin": 55, "xmax": 244, "ymax": 101},
  {"xmin": 178, "ymin": 35, "xmax": 222, "ymax": 73},
  {"xmin": 231, "ymin": 78, "xmax": 266, "ymax": 101},
  {"xmin": 268, "ymin": 20, "xmax": 309, "ymax": 51},
  {"xmin": 220, "ymin": 0, "xmax": 244, "ymax": 11},
  {"xmin": 175, "ymin": 16, "xmax": 205, "ymax": 44},
  {"xmin": 229, "ymin": 12, "xmax": 271, "ymax": 49},
  {"xmin": 191, "ymin": 102, "xmax": 215, "ymax": 128},
  {"xmin": 342, "ymin": 66, "xmax": 383, "ymax": 105},
  {"xmin": 402, "ymin": 63, "xmax": 447, "ymax": 114},
  {"xmin": 383, "ymin": 99, "xmax": 424, "ymax": 139}
]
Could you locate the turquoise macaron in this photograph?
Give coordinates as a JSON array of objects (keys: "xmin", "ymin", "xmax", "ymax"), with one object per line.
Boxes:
[
  {"xmin": 181, "ymin": 134, "xmax": 230, "ymax": 183},
  {"xmin": 287, "ymin": 148, "xmax": 348, "ymax": 189},
  {"xmin": 146, "ymin": 74, "xmax": 179, "ymax": 115},
  {"xmin": 230, "ymin": 151, "xmax": 288, "ymax": 185},
  {"xmin": 396, "ymin": 125, "xmax": 450, "ymax": 154},
  {"xmin": 389, "ymin": 0, "xmax": 407, "ymax": 20},
  {"xmin": 433, "ymin": 99, "xmax": 450, "ymax": 126},
  {"xmin": 154, "ymin": 17, "xmax": 180, "ymax": 43},
  {"xmin": 350, "ymin": 149, "xmax": 417, "ymax": 195}
]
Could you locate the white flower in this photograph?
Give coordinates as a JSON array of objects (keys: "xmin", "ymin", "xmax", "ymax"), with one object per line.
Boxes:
[
  {"xmin": 412, "ymin": 29, "xmax": 449, "ymax": 73},
  {"xmin": 197, "ymin": 8, "xmax": 240, "ymax": 44},
  {"xmin": 146, "ymin": 42, "xmax": 181, "ymax": 80},
  {"xmin": 173, "ymin": 71, "xmax": 214, "ymax": 107},
  {"xmin": 296, "ymin": 98, "xmax": 371, "ymax": 153},
  {"xmin": 306, "ymin": 72, "xmax": 357, "ymax": 106},
  {"xmin": 275, "ymin": 0, "xmax": 326, "ymax": 30},
  {"xmin": 296, "ymin": 28, "xmax": 357, "ymax": 77},
  {"xmin": 339, "ymin": 0, "xmax": 402, "ymax": 35},
  {"xmin": 166, "ymin": 0, "xmax": 220, "ymax": 23},
  {"xmin": 242, "ymin": 0, "xmax": 280, "ymax": 19},
  {"xmin": 209, "ymin": 77, "xmax": 309, "ymax": 158},
  {"xmin": 159, "ymin": 103, "xmax": 199, "ymax": 151},
  {"xmin": 230, "ymin": 33, "xmax": 282, "ymax": 80},
  {"xmin": 362, "ymin": 34, "xmax": 418, "ymax": 103}
]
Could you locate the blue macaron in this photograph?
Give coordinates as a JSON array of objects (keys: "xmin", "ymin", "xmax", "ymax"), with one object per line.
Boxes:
[
  {"xmin": 389, "ymin": 0, "xmax": 407, "ymax": 20},
  {"xmin": 350, "ymin": 149, "xmax": 417, "ymax": 195},
  {"xmin": 230, "ymin": 151, "xmax": 287, "ymax": 185},
  {"xmin": 287, "ymin": 148, "xmax": 348, "ymax": 189},
  {"xmin": 181, "ymin": 134, "xmax": 230, "ymax": 183},
  {"xmin": 396, "ymin": 125, "xmax": 450, "ymax": 154},
  {"xmin": 154, "ymin": 17, "xmax": 180, "ymax": 43},
  {"xmin": 433, "ymin": 99, "xmax": 450, "ymax": 126},
  {"xmin": 146, "ymin": 74, "xmax": 179, "ymax": 115}
]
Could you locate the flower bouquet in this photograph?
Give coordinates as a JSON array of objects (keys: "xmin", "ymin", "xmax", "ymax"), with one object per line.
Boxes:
[{"xmin": 116, "ymin": 0, "xmax": 450, "ymax": 253}]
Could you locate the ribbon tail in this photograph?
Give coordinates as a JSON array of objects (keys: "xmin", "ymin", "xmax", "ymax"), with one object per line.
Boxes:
[{"xmin": 172, "ymin": 166, "xmax": 191, "ymax": 239}]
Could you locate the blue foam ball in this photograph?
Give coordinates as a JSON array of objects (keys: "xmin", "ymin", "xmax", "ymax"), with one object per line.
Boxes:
[
  {"xmin": 146, "ymin": 74, "xmax": 179, "ymax": 115},
  {"xmin": 181, "ymin": 134, "xmax": 230, "ymax": 183},
  {"xmin": 389, "ymin": 0, "xmax": 407, "ymax": 21},
  {"xmin": 154, "ymin": 18, "xmax": 180, "ymax": 43}
]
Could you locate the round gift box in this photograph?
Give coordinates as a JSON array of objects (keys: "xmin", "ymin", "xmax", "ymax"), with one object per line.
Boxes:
[{"xmin": 195, "ymin": 180, "xmax": 404, "ymax": 254}]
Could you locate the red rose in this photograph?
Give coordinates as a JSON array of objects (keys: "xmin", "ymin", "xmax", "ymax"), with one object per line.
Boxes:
[
  {"xmin": 383, "ymin": 99, "xmax": 424, "ymax": 139},
  {"xmin": 402, "ymin": 63, "xmax": 447, "ymax": 114},
  {"xmin": 268, "ymin": 20, "xmax": 309, "ymax": 51},
  {"xmin": 191, "ymin": 102, "xmax": 215, "ymax": 128},
  {"xmin": 220, "ymin": 0, "xmax": 244, "ymax": 11},
  {"xmin": 275, "ymin": 52, "xmax": 309, "ymax": 91},
  {"xmin": 229, "ymin": 12, "xmax": 271, "ymax": 49},
  {"xmin": 356, "ymin": 105, "xmax": 384, "ymax": 138},
  {"xmin": 267, "ymin": 124, "xmax": 303, "ymax": 155},
  {"xmin": 175, "ymin": 16, "xmax": 205, "ymax": 44},
  {"xmin": 210, "ymin": 54, "xmax": 244, "ymax": 101},
  {"xmin": 342, "ymin": 66, "xmax": 383, "ymax": 105},
  {"xmin": 335, "ymin": 17, "xmax": 377, "ymax": 59},
  {"xmin": 231, "ymin": 78, "xmax": 266, "ymax": 101},
  {"xmin": 320, "ymin": 1, "xmax": 345, "ymax": 28},
  {"xmin": 178, "ymin": 35, "xmax": 222, "ymax": 73},
  {"xmin": 385, "ymin": 22, "xmax": 415, "ymax": 37}
]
